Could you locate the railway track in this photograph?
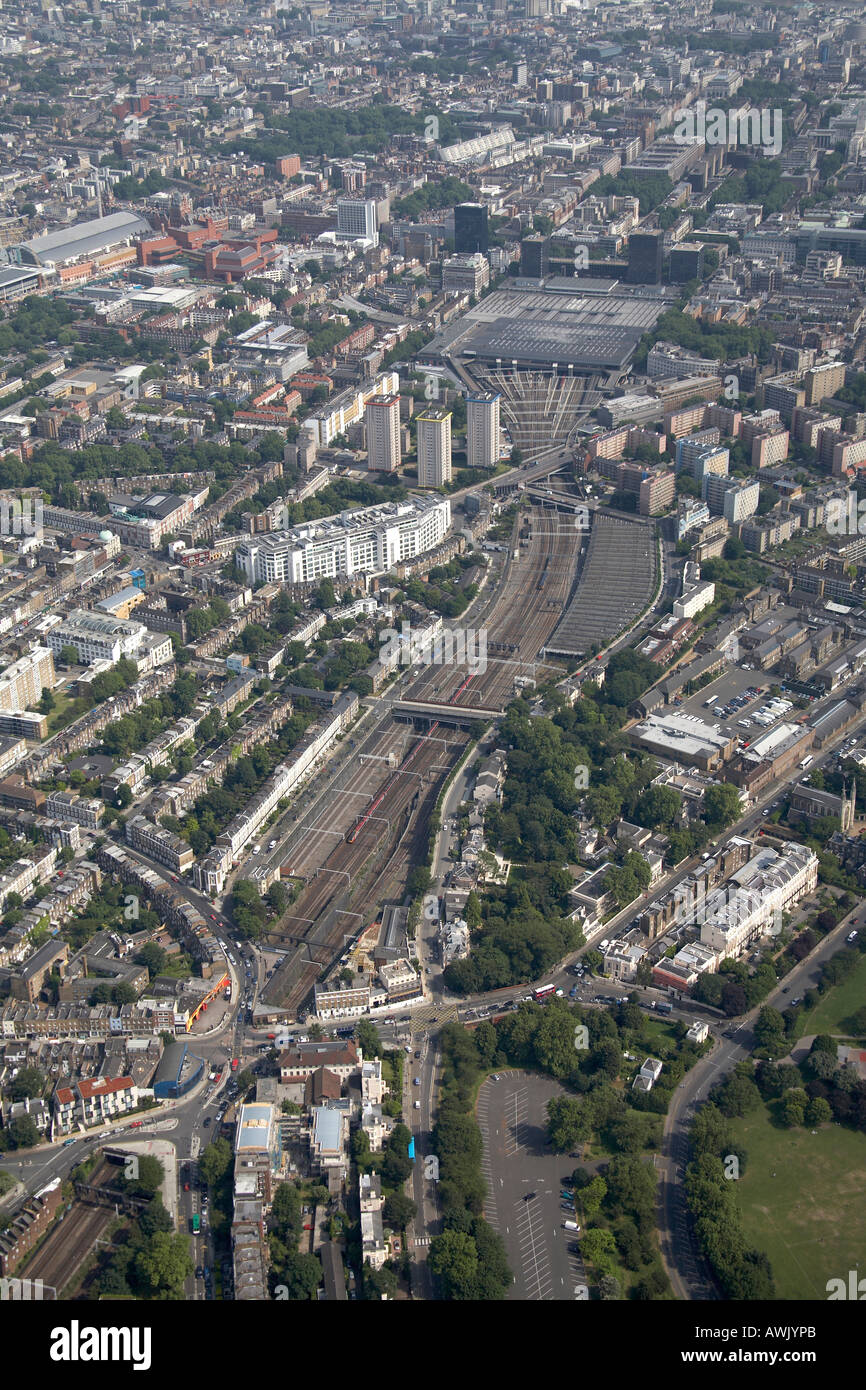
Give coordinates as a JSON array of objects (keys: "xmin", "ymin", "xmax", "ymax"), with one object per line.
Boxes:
[
  {"xmin": 263, "ymin": 508, "xmax": 579, "ymax": 1014},
  {"xmin": 25, "ymin": 1201, "xmax": 111, "ymax": 1294}
]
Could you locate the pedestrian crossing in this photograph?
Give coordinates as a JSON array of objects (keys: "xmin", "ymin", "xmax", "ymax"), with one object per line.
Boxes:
[{"xmin": 409, "ymin": 1002, "xmax": 459, "ymax": 1031}]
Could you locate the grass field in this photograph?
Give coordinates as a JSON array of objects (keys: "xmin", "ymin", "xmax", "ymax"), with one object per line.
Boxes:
[
  {"xmin": 727, "ymin": 1108, "xmax": 866, "ymax": 1299},
  {"xmin": 794, "ymin": 952, "xmax": 866, "ymax": 1040}
]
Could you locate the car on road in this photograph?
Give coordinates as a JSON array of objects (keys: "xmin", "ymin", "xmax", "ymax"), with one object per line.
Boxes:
[
  {"xmin": 129, "ymin": 1120, "xmax": 143, "ymax": 1128},
  {"xmin": 211, "ymin": 914, "xmax": 218, "ymax": 922},
  {"xmin": 203, "ymin": 1117, "xmax": 211, "ymax": 1127},
  {"xmin": 195, "ymin": 1266, "xmax": 204, "ymax": 1280},
  {"xmin": 414, "ymin": 1100, "xmax": 421, "ymax": 1109},
  {"xmin": 413, "ymin": 1077, "xmax": 421, "ymax": 1086},
  {"xmin": 414, "ymin": 1051, "xmax": 421, "ymax": 1059}
]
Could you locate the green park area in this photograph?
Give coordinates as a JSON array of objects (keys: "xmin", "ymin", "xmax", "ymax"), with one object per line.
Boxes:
[
  {"xmin": 727, "ymin": 1107, "xmax": 866, "ymax": 1299},
  {"xmin": 796, "ymin": 952, "xmax": 866, "ymax": 1041}
]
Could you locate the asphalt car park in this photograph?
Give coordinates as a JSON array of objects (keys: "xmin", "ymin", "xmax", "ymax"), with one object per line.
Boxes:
[{"xmin": 476, "ymin": 1071, "xmax": 588, "ymax": 1301}]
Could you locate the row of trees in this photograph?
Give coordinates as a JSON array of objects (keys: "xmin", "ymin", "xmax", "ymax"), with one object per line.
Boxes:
[
  {"xmin": 428, "ymin": 1026, "xmax": 512, "ymax": 1299},
  {"xmin": 686, "ymin": 1104, "xmax": 775, "ymax": 1300}
]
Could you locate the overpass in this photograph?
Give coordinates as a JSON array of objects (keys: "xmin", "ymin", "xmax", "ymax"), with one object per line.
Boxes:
[
  {"xmin": 523, "ymin": 485, "xmax": 593, "ymax": 516},
  {"xmin": 392, "ymin": 699, "xmax": 504, "ymax": 728}
]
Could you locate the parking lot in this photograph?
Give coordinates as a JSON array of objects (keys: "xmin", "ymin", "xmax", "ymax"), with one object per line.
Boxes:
[{"xmin": 477, "ymin": 1071, "xmax": 588, "ymax": 1301}]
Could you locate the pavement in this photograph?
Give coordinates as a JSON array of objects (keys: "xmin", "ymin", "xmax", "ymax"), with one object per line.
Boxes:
[{"xmin": 476, "ymin": 1070, "xmax": 588, "ymax": 1301}]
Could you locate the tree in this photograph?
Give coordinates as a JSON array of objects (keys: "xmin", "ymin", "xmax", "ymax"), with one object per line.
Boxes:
[
  {"xmin": 753, "ymin": 1005, "xmax": 787, "ymax": 1056},
  {"xmin": 136, "ymin": 942, "xmax": 167, "ymax": 980},
  {"xmin": 357, "ymin": 1019, "xmax": 382, "ymax": 1058},
  {"xmin": 805, "ymin": 1095, "xmax": 832, "ymax": 1126},
  {"xmin": 383, "ymin": 1192, "xmax": 417, "ymax": 1230},
  {"xmin": 428, "ymin": 1229, "xmax": 479, "ymax": 1298},
  {"xmin": 120, "ymin": 1153, "xmax": 164, "ymax": 1197},
  {"xmin": 581, "ymin": 1175, "xmax": 607, "ymax": 1218},
  {"xmin": 38, "ymin": 687, "xmax": 55, "ymax": 714},
  {"xmin": 635, "ymin": 784, "xmax": 682, "ymax": 829},
  {"xmin": 599, "ymin": 1273, "xmax": 622, "ymax": 1300},
  {"xmin": 115, "ymin": 783, "xmax": 133, "ymax": 809},
  {"xmin": 546, "ymin": 1095, "xmax": 589, "ymax": 1152},
  {"xmin": 580, "ymin": 1227, "xmax": 618, "ymax": 1277},
  {"xmin": 382, "ymin": 1124, "xmax": 413, "ymax": 1186},
  {"xmin": 198, "ymin": 1137, "xmax": 232, "ymax": 1188},
  {"xmin": 275, "ymin": 1250, "xmax": 322, "ymax": 1300},
  {"xmin": 703, "ymin": 782, "xmax": 742, "ymax": 829},
  {"xmin": 9, "ymin": 1067, "xmax": 44, "ymax": 1102},
  {"xmin": 9, "ymin": 1115, "xmax": 40, "ymax": 1149},
  {"xmin": 364, "ymin": 1262, "xmax": 399, "ymax": 1300},
  {"xmin": 134, "ymin": 1230, "xmax": 193, "ymax": 1297},
  {"xmin": 782, "ymin": 1088, "xmax": 807, "ymax": 1127}
]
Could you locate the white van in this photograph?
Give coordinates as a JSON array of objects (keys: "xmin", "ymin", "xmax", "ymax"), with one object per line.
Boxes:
[{"xmin": 563, "ymin": 1220, "xmax": 581, "ymax": 1232}]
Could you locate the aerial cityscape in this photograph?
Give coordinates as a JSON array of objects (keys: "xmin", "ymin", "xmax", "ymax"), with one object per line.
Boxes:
[{"xmin": 1, "ymin": 0, "xmax": 866, "ymax": 1337}]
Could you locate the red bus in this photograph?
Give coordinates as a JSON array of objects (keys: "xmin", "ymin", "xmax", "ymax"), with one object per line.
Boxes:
[
  {"xmin": 534, "ymin": 984, "xmax": 556, "ymax": 1001},
  {"xmin": 231, "ymin": 1058, "xmax": 239, "ymax": 1071}
]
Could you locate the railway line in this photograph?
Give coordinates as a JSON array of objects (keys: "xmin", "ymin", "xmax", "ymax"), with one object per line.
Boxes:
[
  {"xmin": 262, "ymin": 507, "xmax": 580, "ymax": 1014},
  {"xmin": 25, "ymin": 1200, "xmax": 111, "ymax": 1294}
]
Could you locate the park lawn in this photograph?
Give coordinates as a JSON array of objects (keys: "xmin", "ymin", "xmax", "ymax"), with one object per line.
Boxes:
[
  {"xmin": 794, "ymin": 951, "xmax": 866, "ymax": 1040},
  {"xmin": 46, "ymin": 689, "xmax": 90, "ymax": 735},
  {"xmin": 727, "ymin": 1107, "xmax": 866, "ymax": 1300}
]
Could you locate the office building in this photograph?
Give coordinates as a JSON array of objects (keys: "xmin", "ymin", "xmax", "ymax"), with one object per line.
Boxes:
[
  {"xmin": 365, "ymin": 394, "xmax": 401, "ymax": 473},
  {"xmin": 416, "ymin": 407, "xmax": 453, "ymax": 488},
  {"xmin": 442, "ymin": 253, "xmax": 489, "ymax": 297},
  {"xmin": 454, "ymin": 203, "xmax": 489, "ymax": 256},
  {"xmin": 627, "ymin": 231, "xmax": 663, "ymax": 285},
  {"xmin": 466, "ymin": 393, "xmax": 501, "ymax": 470},
  {"xmin": 45, "ymin": 610, "xmax": 149, "ymax": 665},
  {"xmin": 669, "ymin": 242, "xmax": 704, "ymax": 284},
  {"xmin": 336, "ymin": 198, "xmax": 378, "ymax": 245},
  {"xmin": 520, "ymin": 234, "xmax": 549, "ymax": 278}
]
